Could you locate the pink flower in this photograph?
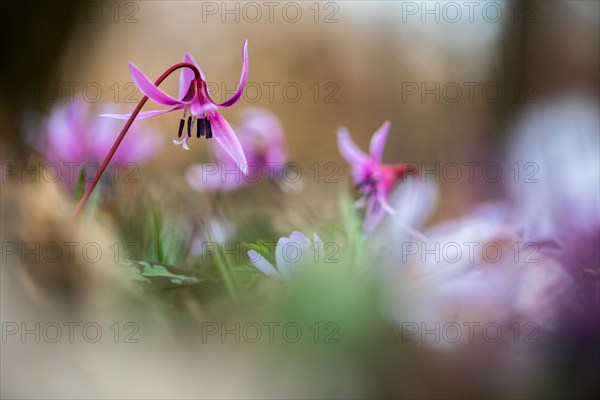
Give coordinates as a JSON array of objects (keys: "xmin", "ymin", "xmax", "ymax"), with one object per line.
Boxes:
[
  {"xmin": 186, "ymin": 108, "xmax": 287, "ymax": 192},
  {"xmin": 102, "ymin": 41, "xmax": 249, "ymax": 166},
  {"xmin": 337, "ymin": 121, "xmax": 417, "ymax": 235},
  {"xmin": 39, "ymin": 100, "xmax": 159, "ymax": 183}
]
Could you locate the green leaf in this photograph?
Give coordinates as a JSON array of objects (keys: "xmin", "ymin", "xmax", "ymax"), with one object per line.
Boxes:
[{"xmin": 124, "ymin": 260, "xmax": 208, "ymax": 290}]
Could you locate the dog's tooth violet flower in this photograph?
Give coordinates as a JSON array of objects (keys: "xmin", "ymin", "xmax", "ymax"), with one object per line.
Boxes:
[
  {"xmin": 186, "ymin": 108, "xmax": 287, "ymax": 192},
  {"xmin": 337, "ymin": 121, "xmax": 417, "ymax": 234},
  {"xmin": 247, "ymin": 231, "xmax": 325, "ymax": 281},
  {"xmin": 102, "ymin": 41, "xmax": 249, "ymax": 166},
  {"xmin": 75, "ymin": 42, "xmax": 249, "ymax": 216}
]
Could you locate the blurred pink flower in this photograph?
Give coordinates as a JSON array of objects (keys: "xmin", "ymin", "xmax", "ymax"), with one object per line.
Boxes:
[
  {"xmin": 384, "ymin": 204, "xmax": 575, "ymax": 354},
  {"xmin": 505, "ymin": 94, "xmax": 600, "ymax": 352},
  {"xmin": 506, "ymin": 94, "xmax": 599, "ymax": 276},
  {"xmin": 186, "ymin": 108, "xmax": 287, "ymax": 192},
  {"xmin": 337, "ymin": 121, "xmax": 417, "ymax": 235},
  {"xmin": 40, "ymin": 100, "xmax": 160, "ymax": 182},
  {"xmin": 247, "ymin": 231, "xmax": 325, "ymax": 281},
  {"xmin": 101, "ymin": 41, "xmax": 249, "ymax": 166}
]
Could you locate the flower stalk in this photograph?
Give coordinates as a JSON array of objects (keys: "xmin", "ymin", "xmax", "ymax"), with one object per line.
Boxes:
[{"xmin": 73, "ymin": 62, "xmax": 201, "ymax": 217}]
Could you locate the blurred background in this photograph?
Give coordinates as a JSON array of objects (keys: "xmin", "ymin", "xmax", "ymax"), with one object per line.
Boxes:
[
  {"xmin": 1, "ymin": 1, "xmax": 599, "ymax": 398},
  {"xmin": 1, "ymin": 1, "xmax": 599, "ymax": 219}
]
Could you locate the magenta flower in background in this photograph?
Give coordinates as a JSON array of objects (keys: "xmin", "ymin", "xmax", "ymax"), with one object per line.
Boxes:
[
  {"xmin": 186, "ymin": 108, "xmax": 287, "ymax": 192},
  {"xmin": 40, "ymin": 100, "xmax": 160, "ymax": 182},
  {"xmin": 102, "ymin": 41, "xmax": 249, "ymax": 166},
  {"xmin": 247, "ymin": 231, "xmax": 325, "ymax": 281},
  {"xmin": 337, "ymin": 121, "xmax": 418, "ymax": 235}
]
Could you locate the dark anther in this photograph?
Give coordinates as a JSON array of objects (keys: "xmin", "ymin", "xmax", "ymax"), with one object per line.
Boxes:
[
  {"xmin": 177, "ymin": 118, "xmax": 185, "ymax": 138},
  {"xmin": 205, "ymin": 118, "xmax": 213, "ymax": 139},
  {"xmin": 196, "ymin": 118, "xmax": 205, "ymax": 138},
  {"xmin": 187, "ymin": 116, "xmax": 192, "ymax": 137}
]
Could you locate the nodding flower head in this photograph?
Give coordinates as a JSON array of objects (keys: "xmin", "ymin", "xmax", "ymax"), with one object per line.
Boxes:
[
  {"xmin": 337, "ymin": 121, "xmax": 418, "ymax": 235},
  {"xmin": 102, "ymin": 41, "xmax": 249, "ymax": 167}
]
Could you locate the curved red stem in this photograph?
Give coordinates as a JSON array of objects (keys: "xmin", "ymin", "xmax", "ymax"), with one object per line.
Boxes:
[{"xmin": 73, "ymin": 62, "xmax": 201, "ymax": 217}]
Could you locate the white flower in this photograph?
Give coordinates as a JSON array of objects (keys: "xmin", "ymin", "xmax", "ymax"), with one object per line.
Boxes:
[{"xmin": 247, "ymin": 231, "xmax": 325, "ymax": 281}]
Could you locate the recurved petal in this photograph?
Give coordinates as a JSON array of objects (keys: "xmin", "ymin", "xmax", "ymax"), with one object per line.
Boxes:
[
  {"xmin": 128, "ymin": 62, "xmax": 182, "ymax": 106},
  {"xmin": 369, "ymin": 120, "xmax": 391, "ymax": 162},
  {"xmin": 209, "ymin": 112, "xmax": 248, "ymax": 171},
  {"xmin": 211, "ymin": 40, "xmax": 249, "ymax": 108},
  {"xmin": 179, "ymin": 52, "xmax": 206, "ymax": 99},
  {"xmin": 337, "ymin": 127, "xmax": 370, "ymax": 167},
  {"xmin": 248, "ymin": 250, "xmax": 282, "ymax": 280}
]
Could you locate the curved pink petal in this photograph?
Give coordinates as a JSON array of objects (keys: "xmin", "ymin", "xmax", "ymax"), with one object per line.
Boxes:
[
  {"xmin": 100, "ymin": 106, "xmax": 181, "ymax": 120},
  {"xmin": 208, "ymin": 112, "xmax": 248, "ymax": 170},
  {"xmin": 369, "ymin": 120, "xmax": 390, "ymax": 162},
  {"xmin": 128, "ymin": 62, "xmax": 183, "ymax": 106},
  {"xmin": 337, "ymin": 127, "xmax": 370, "ymax": 167},
  {"xmin": 210, "ymin": 40, "xmax": 249, "ymax": 108},
  {"xmin": 179, "ymin": 52, "xmax": 206, "ymax": 99}
]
